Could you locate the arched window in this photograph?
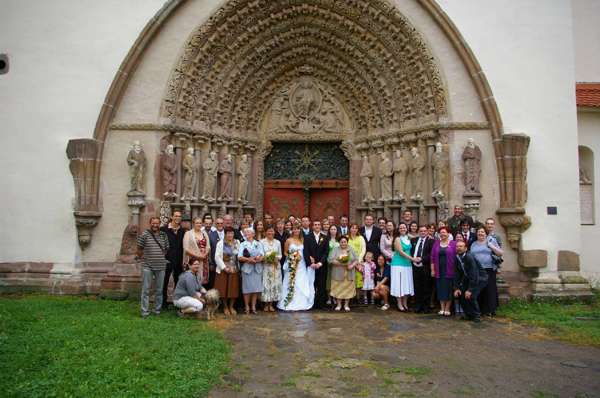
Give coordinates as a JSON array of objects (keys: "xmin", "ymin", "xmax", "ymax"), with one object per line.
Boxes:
[{"xmin": 579, "ymin": 146, "xmax": 595, "ymax": 225}]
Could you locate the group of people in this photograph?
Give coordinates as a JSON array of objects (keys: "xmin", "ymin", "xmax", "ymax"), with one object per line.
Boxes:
[{"xmin": 136, "ymin": 206, "xmax": 503, "ymax": 322}]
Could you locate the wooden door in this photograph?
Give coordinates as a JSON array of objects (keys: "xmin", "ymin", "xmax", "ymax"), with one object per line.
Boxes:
[
  {"xmin": 263, "ymin": 188, "xmax": 305, "ymax": 220},
  {"xmin": 309, "ymin": 188, "xmax": 349, "ymax": 222}
]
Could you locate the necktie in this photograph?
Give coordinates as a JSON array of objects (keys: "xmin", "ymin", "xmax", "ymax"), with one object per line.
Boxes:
[{"xmin": 416, "ymin": 238, "xmax": 423, "ymax": 258}]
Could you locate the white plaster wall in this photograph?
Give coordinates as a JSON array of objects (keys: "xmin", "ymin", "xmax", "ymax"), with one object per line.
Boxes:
[
  {"xmin": 578, "ymin": 110, "xmax": 600, "ymax": 287},
  {"xmin": 0, "ymin": 0, "xmax": 164, "ymax": 263},
  {"xmin": 438, "ymin": 0, "xmax": 581, "ymax": 274},
  {"xmin": 572, "ymin": 0, "xmax": 600, "ymax": 82}
]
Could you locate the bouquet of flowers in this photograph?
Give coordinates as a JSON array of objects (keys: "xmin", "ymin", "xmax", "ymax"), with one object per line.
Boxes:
[
  {"xmin": 284, "ymin": 251, "xmax": 301, "ymax": 307},
  {"xmin": 338, "ymin": 253, "xmax": 350, "ymax": 264},
  {"xmin": 264, "ymin": 250, "xmax": 277, "ymax": 265}
]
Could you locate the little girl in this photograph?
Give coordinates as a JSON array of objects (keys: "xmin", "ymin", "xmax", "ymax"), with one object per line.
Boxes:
[{"xmin": 360, "ymin": 251, "xmax": 377, "ymax": 305}]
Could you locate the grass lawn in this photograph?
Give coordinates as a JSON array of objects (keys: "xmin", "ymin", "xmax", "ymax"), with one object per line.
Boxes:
[
  {"xmin": 498, "ymin": 290, "xmax": 600, "ymax": 347},
  {"xmin": 0, "ymin": 295, "xmax": 230, "ymax": 397}
]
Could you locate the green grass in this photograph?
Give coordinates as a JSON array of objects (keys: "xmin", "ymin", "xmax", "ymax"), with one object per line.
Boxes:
[
  {"xmin": 0, "ymin": 295, "xmax": 230, "ymax": 397},
  {"xmin": 498, "ymin": 290, "xmax": 600, "ymax": 346}
]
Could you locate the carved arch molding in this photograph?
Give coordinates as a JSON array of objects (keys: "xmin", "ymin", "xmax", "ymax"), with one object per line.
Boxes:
[{"xmin": 67, "ymin": 0, "xmax": 530, "ymax": 251}]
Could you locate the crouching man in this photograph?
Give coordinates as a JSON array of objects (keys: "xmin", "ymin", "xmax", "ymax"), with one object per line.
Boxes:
[
  {"xmin": 453, "ymin": 240, "xmax": 488, "ymax": 322},
  {"xmin": 173, "ymin": 260, "xmax": 206, "ymax": 317}
]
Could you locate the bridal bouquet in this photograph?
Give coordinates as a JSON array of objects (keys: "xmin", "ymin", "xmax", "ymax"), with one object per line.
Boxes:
[
  {"xmin": 264, "ymin": 250, "xmax": 277, "ymax": 265},
  {"xmin": 338, "ymin": 253, "xmax": 350, "ymax": 264},
  {"xmin": 283, "ymin": 250, "xmax": 301, "ymax": 307}
]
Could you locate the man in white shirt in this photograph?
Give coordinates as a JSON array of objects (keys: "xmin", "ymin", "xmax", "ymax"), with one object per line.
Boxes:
[
  {"xmin": 359, "ymin": 214, "xmax": 382, "ymax": 260},
  {"xmin": 411, "ymin": 225, "xmax": 434, "ymax": 313}
]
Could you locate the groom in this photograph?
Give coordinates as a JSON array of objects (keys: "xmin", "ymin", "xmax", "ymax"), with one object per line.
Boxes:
[{"xmin": 304, "ymin": 220, "xmax": 329, "ymax": 309}]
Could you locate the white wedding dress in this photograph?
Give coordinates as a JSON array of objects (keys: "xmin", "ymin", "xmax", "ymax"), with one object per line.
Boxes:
[{"xmin": 277, "ymin": 242, "xmax": 315, "ymax": 311}]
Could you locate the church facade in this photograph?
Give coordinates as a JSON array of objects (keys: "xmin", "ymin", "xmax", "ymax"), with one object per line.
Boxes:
[{"xmin": 1, "ymin": 0, "xmax": 598, "ymax": 298}]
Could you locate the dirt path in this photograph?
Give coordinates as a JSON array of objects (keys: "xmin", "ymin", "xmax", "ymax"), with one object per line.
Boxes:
[{"xmin": 209, "ymin": 308, "xmax": 600, "ymax": 397}]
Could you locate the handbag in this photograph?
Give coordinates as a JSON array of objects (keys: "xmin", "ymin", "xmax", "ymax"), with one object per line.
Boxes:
[{"xmin": 491, "ymin": 253, "xmax": 503, "ymax": 266}]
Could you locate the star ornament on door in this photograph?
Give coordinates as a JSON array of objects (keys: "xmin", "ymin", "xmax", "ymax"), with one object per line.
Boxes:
[{"xmin": 293, "ymin": 144, "xmax": 320, "ymax": 174}]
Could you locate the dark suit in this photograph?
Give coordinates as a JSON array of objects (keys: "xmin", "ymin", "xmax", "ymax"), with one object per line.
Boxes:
[
  {"xmin": 410, "ymin": 236, "xmax": 434, "ymax": 312},
  {"xmin": 359, "ymin": 226, "xmax": 382, "ymax": 260},
  {"xmin": 454, "ymin": 252, "xmax": 488, "ymax": 320},
  {"xmin": 160, "ymin": 225, "xmax": 187, "ymax": 305},
  {"xmin": 460, "ymin": 230, "xmax": 476, "ymax": 248},
  {"xmin": 275, "ymin": 229, "xmax": 289, "ymax": 278},
  {"xmin": 337, "ymin": 225, "xmax": 350, "ymax": 237},
  {"xmin": 304, "ymin": 232, "xmax": 329, "ymax": 309},
  {"xmin": 208, "ymin": 229, "xmax": 224, "ymax": 288}
]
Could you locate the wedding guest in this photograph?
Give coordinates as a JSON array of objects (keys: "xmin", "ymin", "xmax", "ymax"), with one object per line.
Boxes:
[
  {"xmin": 263, "ymin": 213, "xmax": 274, "ymax": 229},
  {"xmin": 254, "ymin": 219, "xmax": 265, "ymax": 241},
  {"xmin": 223, "ymin": 213, "xmax": 243, "ymax": 241},
  {"xmin": 471, "ymin": 226, "xmax": 503, "ymax": 317},
  {"xmin": 328, "ymin": 235, "xmax": 358, "ymax": 311},
  {"xmin": 431, "ymin": 227, "xmax": 457, "ymax": 316},
  {"xmin": 390, "ymin": 223, "xmax": 416, "ymax": 311},
  {"xmin": 327, "ymin": 215, "xmax": 336, "ymax": 227},
  {"xmin": 377, "ymin": 217, "xmax": 387, "ymax": 230},
  {"xmin": 454, "ymin": 240, "xmax": 489, "ymax": 322},
  {"xmin": 360, "ymin": 251, "xmax": 377, "ymax": 305},
  {"xmin": 338, "ymin": 215, "xmax": 350, "ymax": 236},
  {"xmin": 238, "ymin": 228, "xmax": 264, "ymax": 314},
  {"xmin": 408, "ymin": 221, "xmax": 419, "ymax": 240},
  {"xmin": 326, "ymin": 225, "xmax": 340, "ymax": 305},
  {"xmin": 207, "ymin": 217, "xmax": 225, "ymax": 289},
  {"xmin": 239, "ymin": 221, "xmax": 250, "ymax": 241},
  {"xmin": 243, "ymin": 213, "xmax": 254, "ymax": 230},
  {"xmin": 435, "ymin": 221, "xmax": 453, "ymax": 241},
  {"xmin": 173, "ymin": 259, "xmax": 205, "ymax": 317},
  {"xmin": 427, "ymin": 223, "xmax": 436, "ymax": 238},
  {"xmin": 401, "ymin": 209, "xmax": 414, "ymax": 225},
  {"xmin": 214, "ymin": 227, "xmax": 240, "ymax": 315},
  {"xmin": 454, "ymin": 233, "xmax": 465, "ymax": 244},
  {"xmin": 301, "ymin": 216, "xmax": 311, "ymax": 236},
  {"xmin": 275, "ymin": 219, "xmax": 289, "ymax": 271},
  {"xmin": 484, "ymin": 217, "xmax": 503, "ymax": 247},
  {"xmin": 348, "ymin": 223, "xmax": 366, "ymax": 294},
  {"xmin": 160, "ymin": 210, "xmax": 186, "ymax": 307},
  {"xmin": 284, "ymin": 220, "xmax": 293, "ymax": 234},
  {"xmin": 321, "ymin": 218, "xmax": 330, "ymax": 234},
  {"xmin": 201, "ymin": 213, "xmax": 215, "ymax": 233},
  {"xmin": 183, "ymin": 217, "xmax": 211, "ymax": 288},
  {"xmin": 379, "ymin": 220, "xmax": 395, "ymax": 263},
  {"xmin": 460, "ymin": 221, "xmax": 475, "ymax": 248},
  {"xmin": 411, "ymin": 225, "xmax": 433, "ymax": 313},
  {"xmin": 372, "ymin": 254, "xmax": 391, "ymax": 310},
  {"xmin": 447, "ymin": 206, "xmax": 473, "ymax": 236},
  {"xmin": 261, "ymin": 226, "xmax": 283, "ymax": 312},
  {"xmin": 137, "ymin": 217, "xmax": 170, "ymax": 317},
  {"xmin": 360, "ymin": 214, "xmax": 382, "ymax": 261}
]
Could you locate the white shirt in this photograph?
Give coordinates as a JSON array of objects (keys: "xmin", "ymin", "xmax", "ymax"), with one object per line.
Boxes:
[
  {"xmin": 364, "ymin": 226, "xmax": 373, "ymax": 241},
  {"xmin": 339, "ymin": 226, "xmax": 348, "ymax": 235},
  {"xmin": 314, "ymin": 232, "xmax": 321, "ymax": 243}
]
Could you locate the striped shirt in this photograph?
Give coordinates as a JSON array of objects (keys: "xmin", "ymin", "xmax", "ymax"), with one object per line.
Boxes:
[{"xmin": 137, "ymin": 229, "xmax": 170, "ymax": 270}]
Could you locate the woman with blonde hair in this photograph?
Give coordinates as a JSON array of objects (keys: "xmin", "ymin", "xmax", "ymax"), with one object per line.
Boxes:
[{"xmin": 183, "ymin": 217, "xmax": 211, "ymax": 286}]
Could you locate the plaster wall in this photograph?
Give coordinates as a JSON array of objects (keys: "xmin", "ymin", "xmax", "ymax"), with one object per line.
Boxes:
[
  {"xmin": 577, "ymin": 110, "xmax": 600, "ymax": 287},
  {"xmin": 438, "ymin": 0, "xmax": 581, "ymax": 274},
  {"xmin": 0, "ymin": 0, "xmax": 164, "ymax": 264},
  {"xmin": 572, "ymin": 0, "xmax": 600, "ymax": 82}
]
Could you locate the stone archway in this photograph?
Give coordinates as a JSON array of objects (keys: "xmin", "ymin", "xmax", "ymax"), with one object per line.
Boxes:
[{"xmin": 67, "ymin": 0, "xmax": 531, "ymax": 268}]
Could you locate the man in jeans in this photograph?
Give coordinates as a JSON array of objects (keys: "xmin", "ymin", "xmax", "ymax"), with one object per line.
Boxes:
[{"xmin": 137, "ymin": 216, "xmax": 170, "ymax": 318}]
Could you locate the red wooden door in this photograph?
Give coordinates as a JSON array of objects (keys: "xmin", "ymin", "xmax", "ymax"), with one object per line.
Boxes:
[
  {"xmin": 309, "ymin": 189, "xmax": 349, "ymax": 222},
  {"xmin": 263, "ymin": 188, "xmax": 305, "ymax": 220}
]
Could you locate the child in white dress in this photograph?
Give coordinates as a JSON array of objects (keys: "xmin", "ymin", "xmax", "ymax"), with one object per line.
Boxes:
[{"xmin": 360, "ymin": 251, "xmax": 377, "ymax": 305}]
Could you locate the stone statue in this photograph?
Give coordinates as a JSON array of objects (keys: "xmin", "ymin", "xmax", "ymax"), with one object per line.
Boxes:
[
  {"xmin": 126, "ymin": 141, "xmax": 146, "ymax": 193},
  {"xmin": 379, "ymin": 152, "xmax": 393, "ymax": 202},
  {"xmin": 218, "ymin": 154, "xmax": 233, "ymax": 201},
  {"xmin": 237, "ymin": 153, "xmax": 250, "ymax": 204},
  {"xmin": 182, "ymin": 147, "xmax": 196, "ymax": 200},
  {"xmin": 410, "ymin": 147, "xmax": 426, "ymax": 201},
  {"xmin": 360, "ymin": 155, "xmax": 375, "ymax": 203},
  {"xmin": 201, "ymin": 151, "xmax": 218, "ymax": 202},
  {"xmin": 431, "ymin": 142, "xmax": 449, "ymax": 196},
  {"xmin": 393, "ymin": 149, "xmax": 409, "ymax": 201},
  {"xmin": 161, "ymin": 144, "xmax": 177, "ymax": 197},
  {"xmin": 462, "ymin": 138, "xmax": 482, "ymax": 195}
]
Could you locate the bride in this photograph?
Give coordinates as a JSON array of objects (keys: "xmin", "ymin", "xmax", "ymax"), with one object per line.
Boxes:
[{"xmin": 278, "ymin": 222, "xmax": 315, "ymax": 311}]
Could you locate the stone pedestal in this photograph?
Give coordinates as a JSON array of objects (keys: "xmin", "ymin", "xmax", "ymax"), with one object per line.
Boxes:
[
  {"xmin": 127, "ymin": 191, "xmax": 146, "ymax": 226},
  {"xmin": 531, "ymin": 274, "xmax": 594, "ymax": 300}
]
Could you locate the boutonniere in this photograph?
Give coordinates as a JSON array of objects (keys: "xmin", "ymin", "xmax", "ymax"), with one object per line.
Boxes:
[{"xmin": 318, "ymin": 236, "xmax": 323, "ymax": 244}]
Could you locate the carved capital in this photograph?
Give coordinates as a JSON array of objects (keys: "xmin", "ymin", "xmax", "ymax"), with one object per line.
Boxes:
[
  {"xmin": 497, "ymin": 207, "xmax": 531, "ymax": 250},
  {"xmin": 67, "ymin": 139, "xmax": 102, "ymax": 249}
]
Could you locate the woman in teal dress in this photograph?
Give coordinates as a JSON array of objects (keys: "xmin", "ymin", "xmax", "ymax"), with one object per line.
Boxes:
[{"xmin": 390, "ymin": 223, "xmax": 417, "ymax": 311}]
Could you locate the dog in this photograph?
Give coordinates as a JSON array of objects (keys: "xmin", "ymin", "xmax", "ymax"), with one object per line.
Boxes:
[{"xmin": 203, "ymin": 288, "xmax": 220, "ymax": 321}]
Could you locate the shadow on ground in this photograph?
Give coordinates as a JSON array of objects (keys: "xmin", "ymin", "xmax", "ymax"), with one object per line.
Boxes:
[{"xmin": 208, "ymin": 307, "xmax": 600, "ymax": 398}]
